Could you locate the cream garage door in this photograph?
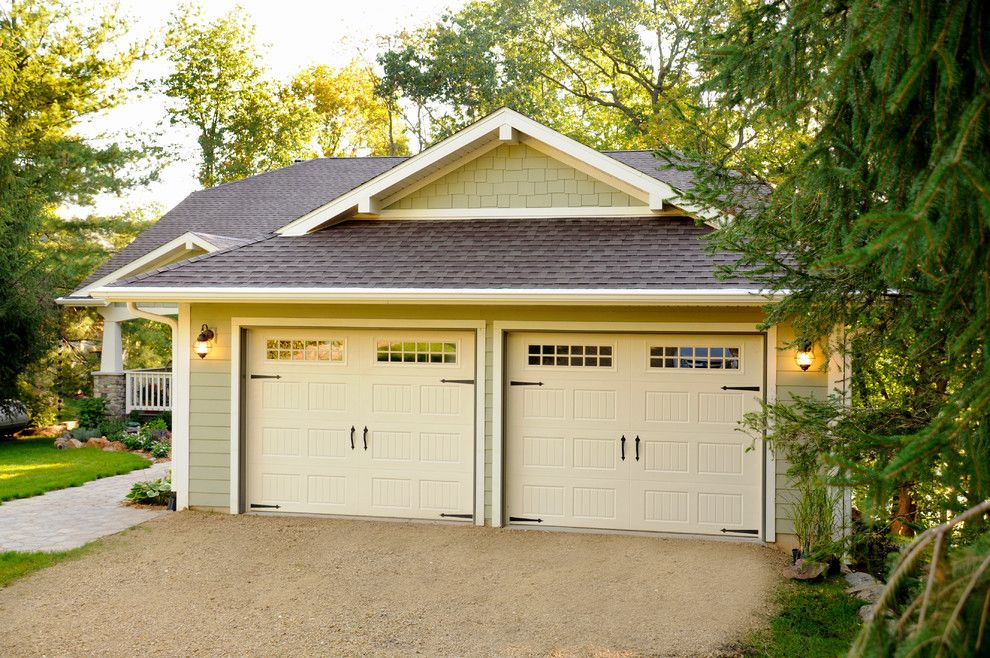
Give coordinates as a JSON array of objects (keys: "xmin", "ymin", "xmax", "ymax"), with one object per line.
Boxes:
[
  {"xmin": 506, "ymin": 332, "xmax": 765, "ymax": 536},
  {"xmin": 245, "ymin": 328, "xmax": 475, "ymax": 520}
]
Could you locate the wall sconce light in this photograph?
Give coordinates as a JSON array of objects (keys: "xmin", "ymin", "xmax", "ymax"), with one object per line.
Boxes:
[
  {"xmin": 194, "ymin": 324, "xmax": 215, "ymax": 359},
  {"xmin": 795, "ymin": 341, "xmax": 815, "ymax": 371}
]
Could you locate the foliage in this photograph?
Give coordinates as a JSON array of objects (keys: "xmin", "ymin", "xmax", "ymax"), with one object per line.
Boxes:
[
  {"xmin": 792, "ymin": 483, "xmax": 841, "ymax": 561},
  {"xmin": 77, "ymin": 398, "xmax": 107, "ymax": 430},
  {"xmin": 97, "ymin": 418, "xmax": 128, "ymax": 443},
  {"xmin": 126, "ymin": 474, "xmax": 171, "ymax": 505},
  {"xmin": 0, "ymin": 437, "xmax": 149, "ymax": 502},
  {"xmin": 680, "ymin": 0, "xmax": 990, "ymax": 653},
  {"xmin": 0, "ymin": 546, "xmax": 91, "ymax": 589},
  {"xmin": 69, "ymin": 428, "xmax": 102, "ymax": 441},
  {"xmin": 378, "ymin": 0, "xmax": 807, "ymax": 171},
  {"xmin": 0, "ymin": 0, "xmax": 149, "ymax": 406},
  {"xmin": 744, "ymin": 579, "xmax": 863, "ymax": 658},
  {"xmin": 291, "ymin": 61, "xmax": 409, "ymax": 157},
  {"xmin": 123, "ymin": 418, "xmax": 171, "ymax": 456}
]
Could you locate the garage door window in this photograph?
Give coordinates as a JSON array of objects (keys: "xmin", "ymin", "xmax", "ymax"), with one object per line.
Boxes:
[
  {"xmin": 649, "ymin": 346, "xmax": 739, "ymax": 370},
  {"xmin": 376, "ymin": 340, "xmax": 457, "ymax": 364},
  {"xmin": 527, "ymin": 344, "xmax": 613, "ymax": 367},
  {"xmin": 266, "ymin": 339, "xmax": 344, "ymax": 362}
]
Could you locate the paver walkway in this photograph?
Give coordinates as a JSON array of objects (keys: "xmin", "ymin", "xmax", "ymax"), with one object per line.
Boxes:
[{"xmin": 0, "ymin": 460, "xmax": 170, "ymax": 552}]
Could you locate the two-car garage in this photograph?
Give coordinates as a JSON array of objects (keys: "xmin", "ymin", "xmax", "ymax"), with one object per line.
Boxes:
[{"xmin": 243, "ymin": 326, "xmax": 766, "ymax": 538}]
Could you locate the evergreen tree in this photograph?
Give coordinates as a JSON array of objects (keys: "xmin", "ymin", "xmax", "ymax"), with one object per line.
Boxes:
[{"xmin": 681, "ymin": 1, "xmax": 989, "ymax": 653}]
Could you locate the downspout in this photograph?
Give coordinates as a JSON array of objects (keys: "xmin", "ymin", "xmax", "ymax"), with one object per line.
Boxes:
[{"xmin": 126, "ymin": 302, "xmax": 178, "ymax": 332}]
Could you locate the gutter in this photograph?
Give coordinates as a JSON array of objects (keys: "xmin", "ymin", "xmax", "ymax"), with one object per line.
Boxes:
[
  {"xmin": 126, "ymin": 302, "xmax": 178, "ymax": 331},
  {"xmin": 55, "ymin": 296, "xmax": 109, "ymax": 307},
  {"xmin": 89, "ymin": 287, "xmax": 782, "ymax": 307}
]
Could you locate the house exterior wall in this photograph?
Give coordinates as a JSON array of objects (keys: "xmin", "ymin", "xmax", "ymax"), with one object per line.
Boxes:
[
  {"xmin": 384, "ymin": 143, "xmax": 645, "ymax": 211},
  {"xmin": 183, "ymin": 302, "xmax": 826, "ymax": 546}
]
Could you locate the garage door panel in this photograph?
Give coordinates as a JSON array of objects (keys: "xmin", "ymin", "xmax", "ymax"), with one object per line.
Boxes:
[
  {"xmin": 507, "ymin": 332, "xmax": 765, "ymax": 536},
  {"xmin": 246, "ymin": 328, "xmax": 475, "ymax": 520}
]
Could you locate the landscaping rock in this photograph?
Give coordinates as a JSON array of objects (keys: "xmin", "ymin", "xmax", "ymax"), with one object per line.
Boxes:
[
  {"xmin": 68, "ymin": 438, "xmax": 83, "ymax": 448},
  {"xmin": 858, "ymin": 603, "xmax": 878, "ymax": 621},
  {"xmin": 786, "ymin": 558, "xmax": 827, "ymax": 580},
  {"xmin": 845, "ymin": 571, "xmax": 885, "ymax": 603},
  {"xmin": 54, "ymin": 432, "xmax": 73, "ymax": 449},
  {"xmin": 103, "ymin": 441, "xmax": 128, "ymax": 452},
  {"xmin": 83, "ymin": 437, "xmax": 110, "ymax": 449}
]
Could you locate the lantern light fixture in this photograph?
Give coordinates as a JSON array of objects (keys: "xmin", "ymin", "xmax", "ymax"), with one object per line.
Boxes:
[
  {"xmin": 795, "ymin": 341, "xmax": 815, "ymax": 371},
  {"xmin": 194, "ymin": 324, "xmax": 215, "ymax": 359}
]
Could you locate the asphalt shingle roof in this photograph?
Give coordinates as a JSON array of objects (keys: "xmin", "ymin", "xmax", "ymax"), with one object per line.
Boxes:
[
  {"xmin": 73, "ymin": 156, "xmax": 407, "ymax": 292},
  {"xmin": 72, "ymin": 150, "xmax": 710, "ymax": 296},
  {"xmin": 111, "ymin": 217, "xmax": 756, "ymax": 290}
]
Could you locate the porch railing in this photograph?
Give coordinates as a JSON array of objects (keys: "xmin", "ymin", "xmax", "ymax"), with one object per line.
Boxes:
[{"xmin": 125, "ymin": 369, "xmax": 172, "ymax": 413}]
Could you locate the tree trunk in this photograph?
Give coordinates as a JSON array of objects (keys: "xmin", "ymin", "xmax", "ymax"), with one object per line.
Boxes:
[{"xmin": 890, "ymin": 484, "xmax": 917, "ymax": 537}]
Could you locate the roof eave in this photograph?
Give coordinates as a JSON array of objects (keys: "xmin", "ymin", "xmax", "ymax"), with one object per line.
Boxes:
[{"xmin": 89, "ymin": 286, "xmax": 781, "ymax": 306}]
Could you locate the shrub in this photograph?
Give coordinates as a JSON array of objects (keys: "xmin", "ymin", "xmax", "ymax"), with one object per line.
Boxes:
[
  {"xmin": 77, "ymin": 397, "xmax": 106, "ymax": 429},
  {"xmin": 121, "ymin": 433, "xmax": 143, "ymax": 450},
  {"xmin": 97, "ymin": 418, "xmax": 128, "ymax": 443},
  {"xmin": 153, "ymin": 410, "xmax": 172, "ymax": 430},
  {"xmin": 150, "ymin": 441, "xmax": 171, "ymax": 458},
  {"xmin": 793, "ymin": 483, "xmax": 841, "ymax": 561},
  {"xmin": 126, "ymin": 475, "xmax": 171, "ymax": 505},
  {"xmin": 69, "ymin": 427, "xmax": 102, "ymax": 441},
  {"xmin": 133, "ymin": 418, "xmax": 171, "ymax": 456}
]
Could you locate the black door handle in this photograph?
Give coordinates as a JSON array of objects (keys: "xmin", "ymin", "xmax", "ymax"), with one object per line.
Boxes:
[
  {"xmin": 350, "ymin": 426, "xmax": 355, "ymax": 450},
  {"xmin": 363, "ymin": 426, "xmax": 368, "ymax": 450},
  {"xmin": 635, "ymin": 435, "xmax": 640, "ymax": 461},
  {"xmin": 620, "ymin": 435, "xmax": 626, "ymax": 461}
]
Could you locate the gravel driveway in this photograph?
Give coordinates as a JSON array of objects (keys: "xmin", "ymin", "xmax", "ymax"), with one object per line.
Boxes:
[{"xmin": 0, "ymin": 512, "xmax": 783, "ymax": 657}]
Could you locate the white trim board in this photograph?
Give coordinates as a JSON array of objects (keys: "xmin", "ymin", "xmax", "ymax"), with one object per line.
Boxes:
[
  {"xmin": 174, "ymin": 303, "xmax": 191, "ymax": 510},
  {"xmin": 226, "ymin": 317, "xmax": 487, "ymax": 524},
  {"xmin": 91, "ymin": 287, "xmax": 781, "ymax": 306},
  {"xmin": 490, "ymin": 320, "xmax": 772, "ymax": 539},
  {"xmin": 276, "ymin": 108, "xmax": 689, "ymax": 236}
]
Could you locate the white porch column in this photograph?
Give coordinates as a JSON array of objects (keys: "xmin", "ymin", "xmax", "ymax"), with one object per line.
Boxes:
[
  {"xmin": 93, "ymin": 303, "xmax": 135, "ymax": 417},
  {"xmin": 99, "ymin": 315, "xmax": 124, "ymax": 373}
]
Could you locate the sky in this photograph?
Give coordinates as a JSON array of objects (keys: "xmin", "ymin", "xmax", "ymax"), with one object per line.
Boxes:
[{"xmin": 69, "ymin": 0, "xmax": 462, "ymax": 218}]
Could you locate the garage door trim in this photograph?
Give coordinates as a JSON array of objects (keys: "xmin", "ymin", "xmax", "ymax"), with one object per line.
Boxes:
[
  {"xmin": 492, "ymin": 321, "xmax": 774, "ymax": 539},
  {"xmin": 229, "ymin": 317, "xmax": 487, "ymax": 525}
]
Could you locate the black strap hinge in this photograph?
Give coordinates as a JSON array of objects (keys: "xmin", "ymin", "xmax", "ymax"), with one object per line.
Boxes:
[
  {"xmin": 510, "ymin": 381, "xmax": 544, "ymax": 386},
  {"xmin": 720, "ymin": 528, "xmax": 759, "ymax": 535},
  {"xmin": 440, "ymin": 379, "xmax": 475, "ymax": 384},
  {"xmin": 720, "ymin": 385, "xmax": 760, "ymax": 391},
  {"xmin": 509, "ymin": 516, "xmax": 543, "ymax": 523},
  {"xmin": 439, "ymin": 513, "xmax": 473, "ymax": 519},
  {"xmin": 250, "ymin": 374, "xmax": 282, "ymax": 380},
  {"xmin": 250, "ymin": 503, "xmax": 281, "ymax": 509}
]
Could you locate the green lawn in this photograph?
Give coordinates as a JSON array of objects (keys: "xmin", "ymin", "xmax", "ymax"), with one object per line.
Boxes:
[
  {"xmin": 0, "ymin": 547, "xmax": 91, "ymax": 588},
  {"xmin": 744, "ymin": 578, "xmax": 864, "ymax": 657},
  {"xmin": 0, "ymin": 437, "xmax": 150, "ymax": 502}
]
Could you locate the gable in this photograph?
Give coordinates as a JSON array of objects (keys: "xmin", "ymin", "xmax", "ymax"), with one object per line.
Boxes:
[{"xmin": 384, "ymin": 144, "xmax": 646, "ymax": 212}]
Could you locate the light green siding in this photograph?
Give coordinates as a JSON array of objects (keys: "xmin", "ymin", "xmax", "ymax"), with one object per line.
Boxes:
[
  {"xmin": 772, "ymin": 322, "xmax": 829, "ymax": 536},
  {"xmin": 385, "ymin": 143, "xmax": 645, "ymax": 211},
  {"xmin": 184, "ymin": 303, "xmax": 818, "ymax": 539}
]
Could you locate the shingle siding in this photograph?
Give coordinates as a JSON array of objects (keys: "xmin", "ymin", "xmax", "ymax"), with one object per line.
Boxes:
[{"xmin": 387, "ymin": 144, "xmax": 644, "ymax": 211}]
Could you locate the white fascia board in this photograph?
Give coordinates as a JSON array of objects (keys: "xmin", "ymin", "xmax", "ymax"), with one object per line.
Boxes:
[
  {"xmin": 276, "ymin": 108, "xmax": 687, "ymax": 236},
  {"xmin": 70, "ymin": 232, "xmax": 226, "ymax": 299},
  {"xmin": 89, "ymin": 286, "xmax": 781, "ymax": 306}
]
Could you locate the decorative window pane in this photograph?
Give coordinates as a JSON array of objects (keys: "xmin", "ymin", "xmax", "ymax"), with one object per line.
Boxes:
[
  {"xmin": 649, "ymin": 346, "xmax": 740, "ymax": 370},
  {"xmin": 265, "ymin": 339, "xmax": 343, "ymax": 362},
  {"xmin": 527, "ymin": 344, "xmax": 614, "ymax": 367},
  {"xmin": 376, "ymin": 340, "xmax": 456, "ymax": 364}
]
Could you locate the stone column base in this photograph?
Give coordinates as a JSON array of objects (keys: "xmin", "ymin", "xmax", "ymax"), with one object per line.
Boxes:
[{"xmin": 92, "ymin": 372, "xmax": 126, "ymax": 418}]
